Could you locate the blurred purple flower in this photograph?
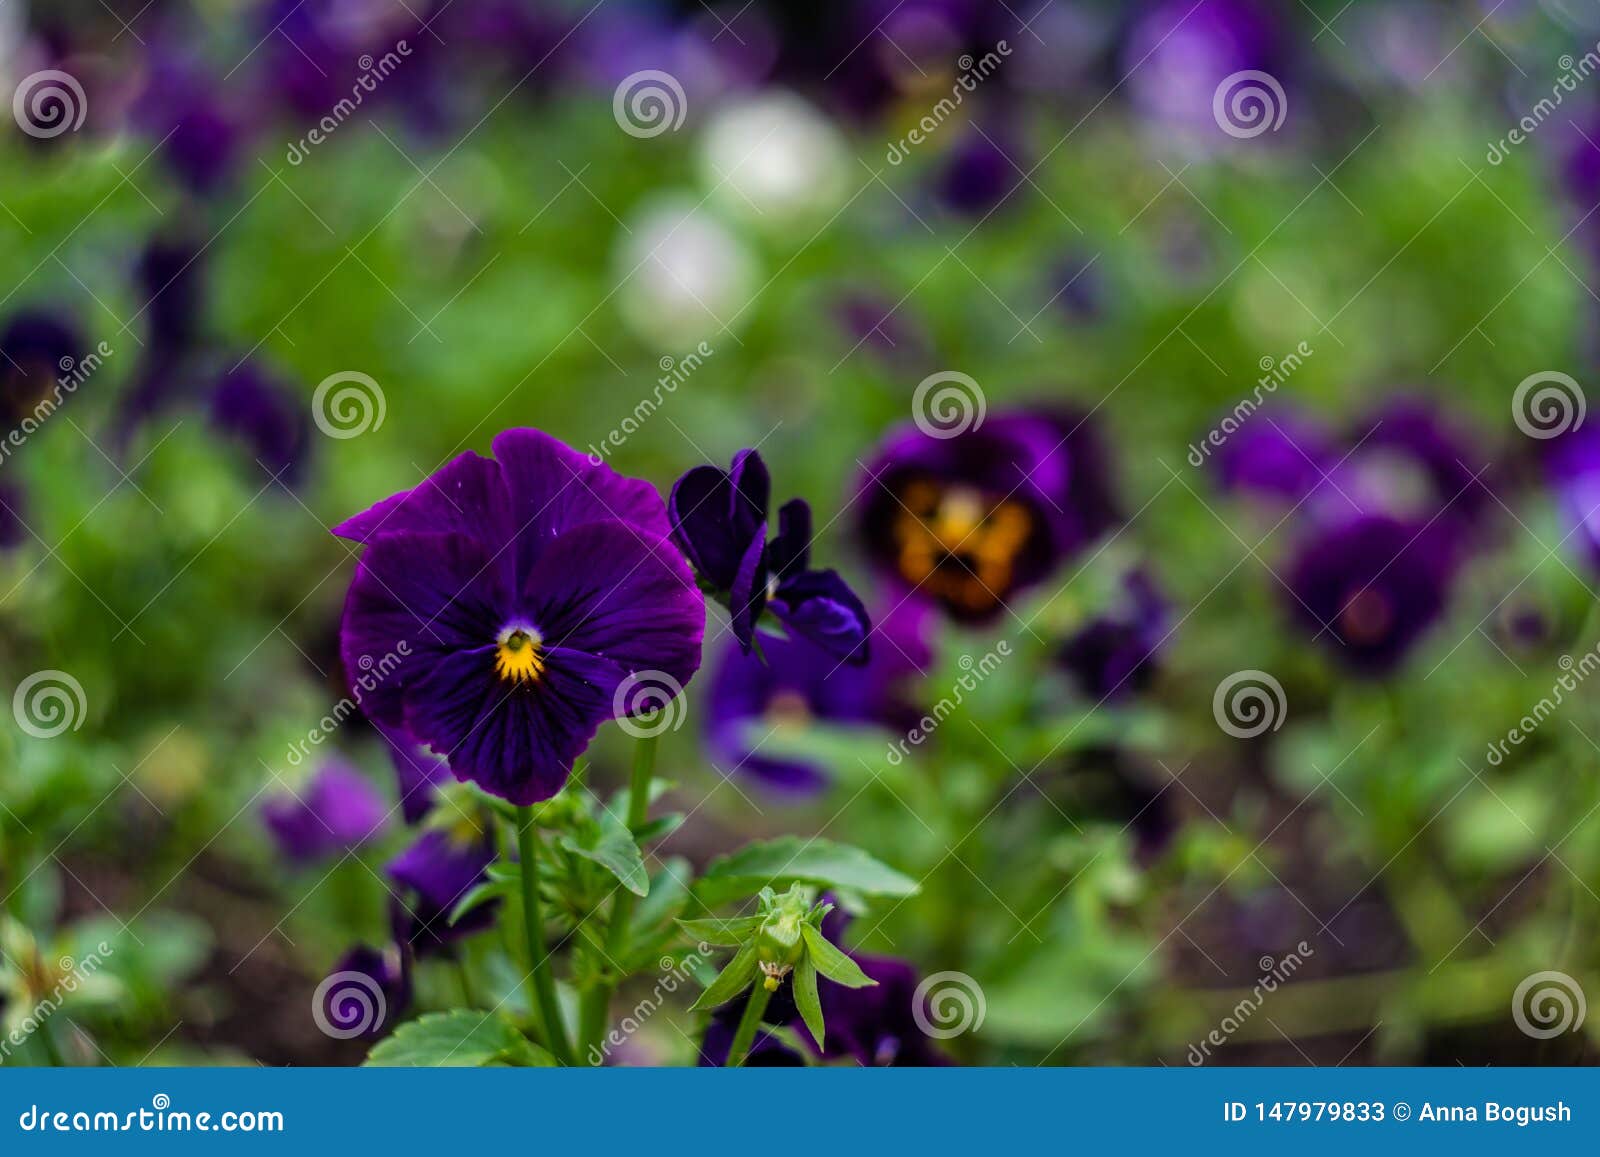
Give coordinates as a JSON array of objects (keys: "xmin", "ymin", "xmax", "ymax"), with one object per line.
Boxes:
[
  {"xmin": 209, "ymin": 360, "xmax": 312, "ymax": 485},
  {"xmin": 1284, "ymin": 513, "xmax": 1457, "ymax": 675},
  {"xmin": 320, "ymin": 942, "xmax": 410, "ymax": 1039},
  {"xmin": 0, "ymin": 309, "xmax": 82, "ymax": 425},
  {"xmin": 387, "ymin": 824, "xmax": 497, "ymax": 954},
  {"xmin": 262, "ymin": 760, "xmax": 386, "ymax": 864},
  {"xmin": 1058, "ymin": 569, "xmax": 1169, "ymax": 700},
  {"xmin": 855, "ymin": 407, "xmax": 1119, "ymax": 623},
  {"xmin": 378, "ymin": 724, "xmax": 452, "ymax": 825}
]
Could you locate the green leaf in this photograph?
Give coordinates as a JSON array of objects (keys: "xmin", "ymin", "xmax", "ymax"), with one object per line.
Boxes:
[
  {"xmin": 364, "ymin": 1011, "xmax": 556, "ymax": 1067},
  {"xmin": 559, "ymin": 808, "xmax": 648, "ymax": 897},
  {"xmin": 695, "ymin": 838, "xmax": 920, "ymax": 906},
  {"xmin": 689, "ymin": 942, "xmax": 759, "ymax": 1011},
  {"xmin": 634, "ymin": 813, "xmax": 685, "ymax": 845},
  {"xmin": 448, "ymin": 877, "xmax": 513, "ymax": 926},
  {"xmin": 801, "ymin": 925, "xmax": 875, "ymax": 989},
  {"xmin": 793, "ymin": 955, "xmax": 824, "ymax": 1050},
  {"xmin": 675, "ymin": 915, "xmax": 764, "ymax": 947}
]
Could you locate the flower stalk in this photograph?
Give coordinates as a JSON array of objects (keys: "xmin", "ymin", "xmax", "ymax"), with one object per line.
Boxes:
[
  {"xmin": 517, "ymin": 807, "xmax": 575, "ymax": 1065},
  {"xmin": 578, "ymin": 725, "xmax": 659, "ymax": 1061}
]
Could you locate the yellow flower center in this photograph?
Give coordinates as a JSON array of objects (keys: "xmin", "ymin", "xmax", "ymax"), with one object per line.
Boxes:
[
  {"xmin": 892, "ymin": 479, "xmax": 1034, "ymax": 614},
  {"xmin": 494, "ymin": 625, "xmax": 546, "ymax": 684}
]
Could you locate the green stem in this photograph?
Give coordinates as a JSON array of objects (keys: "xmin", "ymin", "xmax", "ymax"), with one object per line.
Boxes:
[
  {"xmin": 726, "ymin": 983, "xmax": 774, "ymax": 1068},
  {"xmin": 579, "ymin": 730, "xmax": 659, "ymax": 1062},
  {"xmin": 517, "ymin": 808, "xmax": 575, "ymax": 1065}
]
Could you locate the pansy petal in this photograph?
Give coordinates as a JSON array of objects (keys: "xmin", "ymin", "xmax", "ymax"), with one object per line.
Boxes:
[
  {"xmin": 493, "ymin": 428, "xmax": 670, "ymax": 575},
  {"xmin": 339, "ymin": 532, "xmax": 509, "ymax": 727},
  {"xmin": 728, "ymin": 449, "xmax": 771, "ymax": 534},
  {"xmin": 402, "ymin": 645, "xmax": 619, "ymax": 804},
  {"xmin": 729, "ymin": 522, "xmax": 769, "ymax": 653},
  {"xmin": 333, "ymin": 452, "xmax": 510, "ymax": 547},
  {"xmin": 771, "ymin": 569, "xmax": 872, "ymax": 663},
  {"xmin": 520, "ymin": 521, "xmax": 705, "ymax": 692},
  {"xmin": 767, "ymin": 498, "xmax": 812, "ymax": 581},
  {"xmin": 669, "ymin": 463, "xmax": 740, "ymax": 585}
]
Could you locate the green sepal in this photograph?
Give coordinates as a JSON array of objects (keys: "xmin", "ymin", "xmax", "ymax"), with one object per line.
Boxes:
[
  {"xmin": 689, "ymin": 941, "xmax": 759, "ymax": 1011},
  {"xmin": 801, "ymin": 924, "xmax": 876, "ymax": 988},
  {"xmin": 793, "ymin": 954, "xmax": 824, "ymax": 1050},
  {"xmin": 675, "ymin": 915, "xmax": 765, "ymax": 947}
]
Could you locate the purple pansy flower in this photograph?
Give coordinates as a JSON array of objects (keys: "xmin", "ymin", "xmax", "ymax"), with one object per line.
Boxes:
[
  {"xmin": 703, "ymin": 629, "xmax": 911, "ymax": 796},
  {"xmin": 855, "ymin": 407, "xmax": 1119, "ymax": 623},
  {"xmin": 936, "ymin": 124, "xmax": 1022, "ymax": 217},
  {"xmin": 1284, "ymin": 513, "xmax": 1457, "ymax": 675},
  {"xmin": 1209, "ymin": 407, "xmax": 1339, "ymax": 505},
  {"xmin": 261, "ymin": 760, "xmax": 387, "ymax": 865},
  {"xmin": 132, "ymin": 37, "xmax": 248, "ymax": 196},
  {"xmin": 1058, "ymin": 569, "xmax": 1169, "ymax": 701},
  {"xmin": 1345, "ymin": 398, "xmax": 1491, "ymax": 528},
  {"xmin": 209, "ymin": 360, "xmax": 312, "ymax": 486},
  {"xmin": 1541, "ymin": 424, "xmax": 1600, "ymax": 574},
  {"xmin": 1, "ymin": 309, "xmax": 81, "ymax": 425},
  {"xmin": 1121, "ymin": 0, "xmax": 1288, "ymax": 145},
  {"xmin": 320, "ymin": 942, "xmax": 410, "ymax": 1039},
  {"xmin": 335, "ymin": 428, "xmax": 704, "ymax": 804},
  {"xmin": 669, "ymin": 449, "xmax": 870, "ymax": 663},
  {"xmin": 387, "ymin": 824, "xmax": 498, "ymax": 954}
]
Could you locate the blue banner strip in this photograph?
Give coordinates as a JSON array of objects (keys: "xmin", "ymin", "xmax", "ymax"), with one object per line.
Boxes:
[{"xmin": 1, "ymin": 1067, "xmax": 1595, "ymax": 1153}]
